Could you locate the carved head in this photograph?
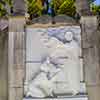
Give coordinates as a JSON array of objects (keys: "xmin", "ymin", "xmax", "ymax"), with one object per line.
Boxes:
[{"xmin": 65, "ymin": 31, "xmax": 73, "ymax": 42}]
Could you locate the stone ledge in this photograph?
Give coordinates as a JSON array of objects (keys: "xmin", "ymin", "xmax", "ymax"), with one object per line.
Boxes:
[{"xmin": 23, "ymin": 95, "xmax": 88, "ymax": 100}]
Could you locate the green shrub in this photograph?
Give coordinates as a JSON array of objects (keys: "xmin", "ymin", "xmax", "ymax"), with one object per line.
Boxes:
[
  {"xmin": 91, "ymin": 4, "xmax": 100, "ymax": 14},
  {"xmin": 26, "ymin": 0, "xmax": 76, "ymax": 18},
  {"xmin": 27, "ymin": 0, "xmax": 43, "ymax": 18},
  {"xmin": 0, "ymin": 0, "xmax": 13, "ymax": 17},
  {"xmin": 0, "ymin": 2, "xmax": 7, "ymax": 17},
  {"xmin": 51, "ymin": 0, "xmax": 76, "ymax": 17}
]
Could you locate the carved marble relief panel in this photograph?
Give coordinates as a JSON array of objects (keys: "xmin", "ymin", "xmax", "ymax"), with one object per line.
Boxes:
[{"xmin": 24, "ymin": 26, "xmax": 85, "ymax": 98}]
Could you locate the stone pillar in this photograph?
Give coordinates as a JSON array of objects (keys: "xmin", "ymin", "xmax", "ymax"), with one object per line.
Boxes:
[
  {"xmin": 75, "ymin": 0, "xmax": 90, "ymax": 16},
  {"xmin": 8, "ymin": 17, "xmax": 26, "ymax": 100},
  {"xmin": 81, "ymin": 16, "xmax": 100, "ymax": 100},
  {"xmin": 13, "ymin": 0, "xmax": 26, "ymax": 15}
]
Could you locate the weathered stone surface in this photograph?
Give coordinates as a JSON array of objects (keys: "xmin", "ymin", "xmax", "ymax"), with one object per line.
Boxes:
[
  {"xmin": 8, "ymin": 17, "xmax": 26, "ymax": 100},
  {"xmin": 81, "ymin": 16, "xmax": 100, "ymax": 85},
  {"xmin": 81, "ymin": 16, "xmax": 100, "ymax": 100}
]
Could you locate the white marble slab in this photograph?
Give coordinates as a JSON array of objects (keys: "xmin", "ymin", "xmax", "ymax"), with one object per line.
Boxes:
[{"xmin": 25, "ymin": 26, "xmax": 86, "ymax": 98}]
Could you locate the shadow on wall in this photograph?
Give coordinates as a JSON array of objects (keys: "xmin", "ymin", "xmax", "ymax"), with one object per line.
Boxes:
[{"xmin": 0, "ymin": 28, "xmax": 8, "ymax": 100}]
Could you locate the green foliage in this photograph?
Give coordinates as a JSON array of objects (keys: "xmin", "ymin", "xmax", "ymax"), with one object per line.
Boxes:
[
  {"xmin": 5, "ymin": 0, "xmax": 13, "ymax": 7},
  {"xmin": 27, "ymin": 0, "xmax": 43, "ymax": 17},
  {"xmin": 27, "ymin": 0, "xmax": 76, "ymax": 18},
  {"xmin": 91, "ymin": 4, "xmax": 100, "ymax": 14},
  {"xmin": 51, "ymin": 0, "xmax": 76, "ymax": 17},
  {"xmin": 0, "ymin": 0, "xmax": 13, "ymax": 17},
  {"xmin": 0, "ymin": 1, "xmax": 7, "ymax": 17},
  {"xmin": 26, "ymin": 0, "xmax": 96, "ymax": 18},
  {"xmin": 88, "ymin": 0, "xmax": 96, "ymax": 3},
  {"xmin": 0, "ymin": 0, "xmax": 95, "ymax": 18}
]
